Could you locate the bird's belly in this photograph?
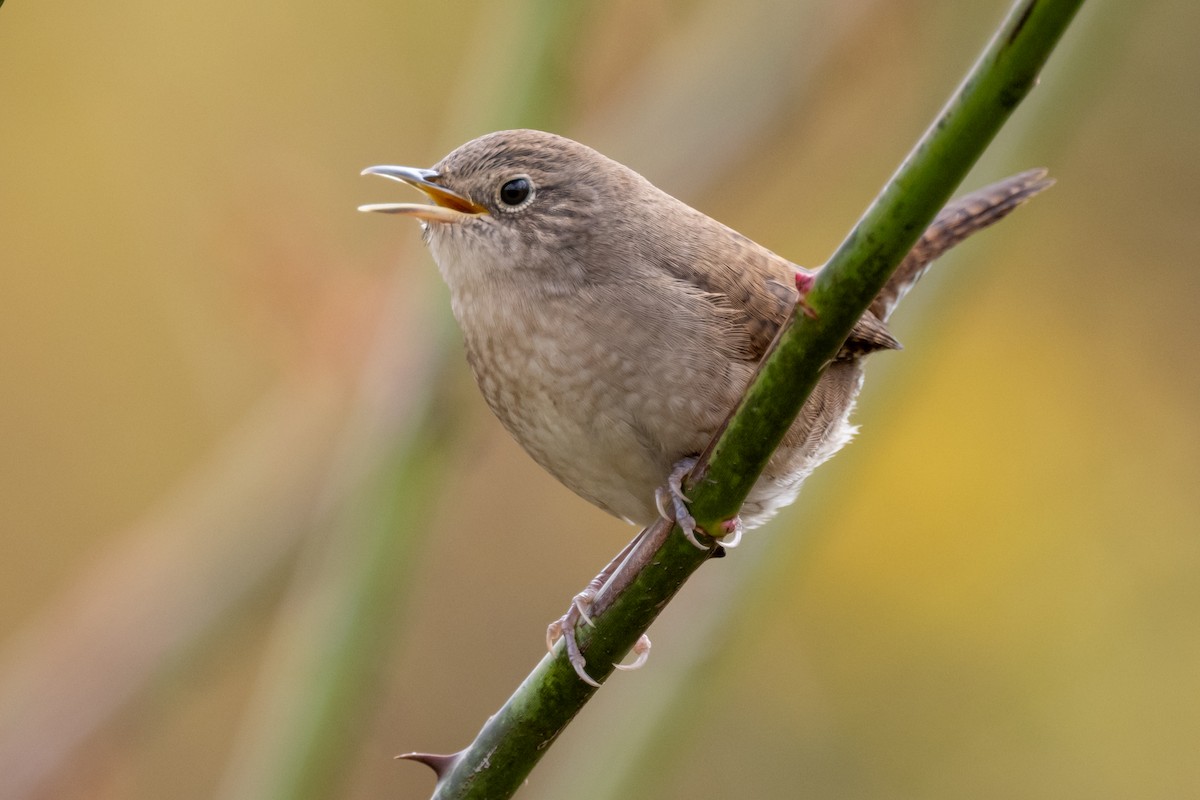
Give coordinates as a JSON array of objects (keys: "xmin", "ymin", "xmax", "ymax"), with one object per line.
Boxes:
[
  {"xmin": 457, "ymin": 299, "xmax": 866, "ymax": 532},
  {"xmin": 463, "ymin": 325, "xmax": 673, "ymax": 525}
]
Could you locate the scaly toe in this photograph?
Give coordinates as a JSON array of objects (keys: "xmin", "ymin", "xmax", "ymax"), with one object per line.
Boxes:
[
  {"xmin": 555, "ymin": 615, "xmax": 601, "ymax": 687},
  {"xmin": 673, "ymin": 494, "xmax": 705, "ymax": 549},
  {"xmin": 572, "ymin": 590, "xmax": 597, "ymax": 627},
  {"xmin": 545, "ymin": 619, "xmax": 563, "ymax": 653},
  {"xmin": 548, "ymin": 590, "xmax": 602, "ymax": 687},
  {"xmin": 667, "ymin": 458, "xmax": 695, "ymax": 504},
  {"xmin": 665, "ymin": 457, "xmax": 707, "ymax": 549}
]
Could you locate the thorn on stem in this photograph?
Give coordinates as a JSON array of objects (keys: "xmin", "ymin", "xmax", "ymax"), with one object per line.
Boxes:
[{"xmin": 396, "ymin": 751, "xmax": 463, "ymax": 780}]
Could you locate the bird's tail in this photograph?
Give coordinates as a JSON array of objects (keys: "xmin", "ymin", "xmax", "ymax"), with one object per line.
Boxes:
[{"xmin": 871, "ymin": 168, "xmax": 1054, "ymax": 322}]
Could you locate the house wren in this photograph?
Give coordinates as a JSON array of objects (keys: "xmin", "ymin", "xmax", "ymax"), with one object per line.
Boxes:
[{"xmin": 361, "ymin": 129, "xmax": 1050, "ymax": 681}]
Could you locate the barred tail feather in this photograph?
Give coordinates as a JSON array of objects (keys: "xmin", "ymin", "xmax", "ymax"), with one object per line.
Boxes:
[{"xmin": 871, "ymin": 168, "xmax": 1054, "ymax": 322}]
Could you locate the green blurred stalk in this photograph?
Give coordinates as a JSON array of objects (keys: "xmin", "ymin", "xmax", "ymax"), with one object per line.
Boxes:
[
  {"xmin": 217, "ymin": 413, "xmax": 451, "ymax": 800},
  {"xmin": 496, "ymin": 0, "xmax": 590, "ymax": 132},
  {"xmin": 429, "ymin": 1, "xmax": 1085, "ymax": 797}
]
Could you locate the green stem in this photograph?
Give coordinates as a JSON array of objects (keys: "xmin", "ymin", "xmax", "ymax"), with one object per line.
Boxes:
[{"xmin": 430, "ymin": 1, "xmax": 1085, "ymax": 797}]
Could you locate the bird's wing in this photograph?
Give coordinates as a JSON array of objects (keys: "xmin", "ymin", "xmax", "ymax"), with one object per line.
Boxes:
[
  {"xmin": 676, "ymin": 168, "xmax": 1052, "ymax": 362},
  {"xmin": 660, "ymin": 219, "xmax": 898, "ymax": 362}
]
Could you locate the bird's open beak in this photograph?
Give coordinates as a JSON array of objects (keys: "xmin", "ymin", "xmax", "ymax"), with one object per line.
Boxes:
[{"xmin": 358, "ymin": 166, "xmax": 488, "ymax": 222}]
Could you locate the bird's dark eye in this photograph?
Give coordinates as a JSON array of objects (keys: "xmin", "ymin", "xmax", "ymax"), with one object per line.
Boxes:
[{"xmin": 498, "ymin": 177, "xmax": 533, "ymax": 207}]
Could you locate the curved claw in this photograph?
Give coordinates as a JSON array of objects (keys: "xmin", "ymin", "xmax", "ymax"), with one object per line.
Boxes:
[
  {"xmin": 654, "ymin": 485, "xmax": 670, "ymax": 520},
  {"xmin": 667, "ymin": 457, "xmax": 696, "ymax": 503},
  {"xmin": 664, "ymin": 457, "xmax": 707, "ymax": 549},
  {"xmin": 719, "ymin": 517, "xmax": 744, "ymax": 548},
  {"xmin": 672, "ymin": 491, "xmax": 704, "ymax": 550},
  {"xmin": 566, "ymin": 632, "xmax": 601, "ymax": 688},
  {"xmin": 613, "ymin": 634, "xmax": 652, "ymax": 672},
  {"xmin": 679, "ymin": 516, "xmax": 706, "ymax": 549},
  {"xmin": 573, "ymin": 593, "xmax": 596, "ymax": 627},
  {"xmin": 547, "ymin": 591, "xmax": 602, "ymax": 688}
]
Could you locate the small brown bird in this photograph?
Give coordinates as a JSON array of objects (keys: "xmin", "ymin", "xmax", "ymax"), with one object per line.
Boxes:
[{"xmin": 361, "ymin": 129, "xmax": 1050, "ymax": 681}]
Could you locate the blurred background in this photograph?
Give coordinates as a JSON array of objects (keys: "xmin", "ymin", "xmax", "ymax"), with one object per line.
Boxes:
[{"xmin": 2, "ymin": 1, "xmax": 1197, "ymax": 798}]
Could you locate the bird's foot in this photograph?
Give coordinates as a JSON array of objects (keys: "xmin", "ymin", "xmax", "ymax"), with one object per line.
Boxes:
[
  {"xmin": 659, "ymin": 457, "xmax": 704, "ymax": 548},
  {"xmin": 795, "ymin": 269, "xmax": 819, "ymax": 319},
  {"xmin": 546, "ymin": 525, "xmax": 658, "ymax": 687},
  {"xmin": 658, "ymin": 457, "xmax": 744, "ymax": 549},
  {"xmin": 547, "ymin": 586, "xmax": 603, "ymax": 687}
]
